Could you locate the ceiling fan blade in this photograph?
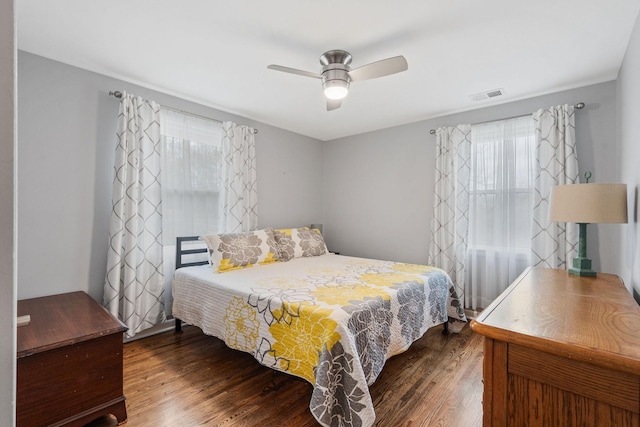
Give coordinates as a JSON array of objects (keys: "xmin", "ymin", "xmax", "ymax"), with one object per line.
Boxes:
[
  {"xmin": 267, "ymin": 64, "xmax": 323, "ymax": 79},
  {"xmin": 327, "ymin": 99, "xmax": 342, "ymax": 111},
  {"xmin": 348, "ymin": 55, "xmax": 408, "ymax": 82}
]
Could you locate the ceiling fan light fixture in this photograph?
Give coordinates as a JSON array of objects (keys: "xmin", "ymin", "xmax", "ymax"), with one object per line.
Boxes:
[
  {"xmin": 323, "ymin": 79, "xmax": 349, "ymax": 100},
  {"xmin": 267, "ymin": 49, "xmax": 407, "ymax": 110}
]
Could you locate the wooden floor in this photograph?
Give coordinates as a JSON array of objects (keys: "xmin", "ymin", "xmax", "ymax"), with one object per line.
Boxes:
[{"xmin": 87, "ymin": 323, "xmax": 484, "ymax": 427}]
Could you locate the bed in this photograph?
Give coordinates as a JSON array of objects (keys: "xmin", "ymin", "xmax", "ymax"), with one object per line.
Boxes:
[{"xmin": 172, "ymin": 228, "xmax": 466, "ymax": 427}]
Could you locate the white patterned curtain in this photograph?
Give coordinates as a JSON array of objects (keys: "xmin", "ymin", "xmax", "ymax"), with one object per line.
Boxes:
[
  {"xmin": 104, "ymin": 92, "xmax": 165, "ymax": 338},
  {"xmin": 428, "ymin": 125, "xmax": 472, "ymax": 308},
  {"xmin": 531, "ymin": 104, "xmax": 579, "ymax": 268},
  {"xmin": 218, "ymin": 121, "xmax": 258, "ymax": 233}
]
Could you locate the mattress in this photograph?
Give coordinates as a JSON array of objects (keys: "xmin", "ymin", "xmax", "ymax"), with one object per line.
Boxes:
[{"xmin": 173, "ymin": 253, "xmax": 466, "ymax": 427}]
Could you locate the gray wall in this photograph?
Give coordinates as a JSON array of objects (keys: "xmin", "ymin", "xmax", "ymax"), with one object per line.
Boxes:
[
  {"xmin": 18, "ymin": 41, "xmax": 636, "ymax": 303},
  {"xmin": 618, "ymin": 12, "xmax": 640, "ymax": 300},
  {"xmin": 17, "ymin": 51, "xmax": 324, "ymax": 301},
  {"xmin": 323, "ymin": 81, "xmax": 622, "ymax": 275},
  {"xmin": 0, "ymin": 0, "xmax": 16, "ymax": 424}
]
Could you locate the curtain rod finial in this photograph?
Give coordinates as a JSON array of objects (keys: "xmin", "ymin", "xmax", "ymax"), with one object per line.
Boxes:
[{"xmin": 109, "ymin": 90, "xmax": 123, "ymax": 98}]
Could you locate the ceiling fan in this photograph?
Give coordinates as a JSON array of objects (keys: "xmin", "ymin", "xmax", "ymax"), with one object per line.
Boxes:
[{"xmin": 267, "ymin": 50, "xmax": 408, "ymax": 111}]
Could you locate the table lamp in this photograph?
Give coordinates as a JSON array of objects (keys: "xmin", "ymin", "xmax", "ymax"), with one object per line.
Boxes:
[{"xmin": 549, "ymin": 181, "xmax": 627, "ymax": 276}]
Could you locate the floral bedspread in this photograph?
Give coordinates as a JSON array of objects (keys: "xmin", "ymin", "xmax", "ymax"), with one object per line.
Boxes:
[{"xmin": 172, "ymin": 254, "xmax": 466, "ymax": 427}]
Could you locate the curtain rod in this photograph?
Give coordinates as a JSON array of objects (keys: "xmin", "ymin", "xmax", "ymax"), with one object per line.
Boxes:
[
  {"xmin": 428, "ymin": 102, "xmax": 585, "ymax": 135},
  {"xmin": 109, "ymin": 90, "xmax": 258, "ymax": 134}
]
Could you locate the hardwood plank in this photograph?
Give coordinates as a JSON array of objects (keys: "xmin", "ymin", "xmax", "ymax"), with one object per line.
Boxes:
[{"xmin": 86, "ymin": 323, "xmax": 483, "ymax": 426}]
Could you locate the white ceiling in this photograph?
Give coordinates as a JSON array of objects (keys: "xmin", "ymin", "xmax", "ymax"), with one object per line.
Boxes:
[{"xmin": 17, "ymin": 0, "xmax": 640, "ymax": 141}]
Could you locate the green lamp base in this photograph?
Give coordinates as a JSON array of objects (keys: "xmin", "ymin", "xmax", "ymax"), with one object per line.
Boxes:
[{"xmin": 568, "ymin": 256, "xmax": 596, "ymax": 277}]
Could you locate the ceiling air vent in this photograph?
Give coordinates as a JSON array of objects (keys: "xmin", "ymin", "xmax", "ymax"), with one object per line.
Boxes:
[{"xmin": 469, "ymin": 88, "xmax": 505, "ymax": 101}]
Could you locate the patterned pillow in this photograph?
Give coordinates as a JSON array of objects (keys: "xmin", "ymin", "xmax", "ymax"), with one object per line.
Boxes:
[
  {"xmin": 202, "ymin": 228, "xmax": 280, "ymax": 273},
  {"xmin": 273, "ymin": 227, "xmax": 328, "ymax": 261}
]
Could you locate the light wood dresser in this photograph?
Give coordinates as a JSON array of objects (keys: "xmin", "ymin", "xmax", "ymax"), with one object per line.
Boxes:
[
  {"xmin": 17, "ymin": 291, "xmax": 128, "ymax": 426},
  {"xmin": 471, "ymin": 267, "xmax": 640, "ymax": 426}
]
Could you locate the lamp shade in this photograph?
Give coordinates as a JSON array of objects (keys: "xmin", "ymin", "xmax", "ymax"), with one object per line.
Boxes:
[{"xmin": 549, "ymin": 183, "xmax": 628, "ymax": 224}]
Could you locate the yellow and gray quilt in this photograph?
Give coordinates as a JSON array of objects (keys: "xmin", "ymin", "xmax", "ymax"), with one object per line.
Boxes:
[{"xmin": 173, "ymin": 254, "xmax": 466, "ymax": 427}]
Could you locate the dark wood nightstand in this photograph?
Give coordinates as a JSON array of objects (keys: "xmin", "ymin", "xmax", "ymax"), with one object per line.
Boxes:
[{"xmin": 17, "ymin": 291, "xmax": 128, "ymax": 426}]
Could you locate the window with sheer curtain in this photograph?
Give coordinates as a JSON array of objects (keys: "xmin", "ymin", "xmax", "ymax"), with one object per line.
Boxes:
[
  {"xmin": 159, "ymin": 108, "xmax": 222, "ymax": 315},
  {"xmin": 465, "ymin": 115, "xmax": 535, "ymax": 310},
  {"xmin": 160, "ymin": 108, "xmax": 222, "ymax": 242}
]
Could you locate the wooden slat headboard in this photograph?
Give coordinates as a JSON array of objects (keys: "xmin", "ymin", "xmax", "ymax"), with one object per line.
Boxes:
[{"xmin": 175, "ymin": 236, "xmax": 209, "ymax": 269}]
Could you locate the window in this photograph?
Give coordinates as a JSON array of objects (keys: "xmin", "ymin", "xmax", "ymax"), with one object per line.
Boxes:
[
  {"xmin": 159, "ymin": 108, "xmax": 222, "ymax": 316},
  {"xmin": 466, "ymin": 115, "xmax": 535, "ymax": 309},
  {"xmin": 160, "ymin": 108, "xmax": 222, "ymax": 244}
]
